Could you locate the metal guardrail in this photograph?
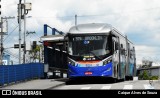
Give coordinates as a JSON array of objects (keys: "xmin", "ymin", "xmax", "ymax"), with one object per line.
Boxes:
[{"xmin": 0, "ymin": 63, "xmax": 44, "ymax": 86}]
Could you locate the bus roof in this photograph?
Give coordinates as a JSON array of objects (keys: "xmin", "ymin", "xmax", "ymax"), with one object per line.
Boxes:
[
  {"xmin": 68, "ymin": 23, "xmax": 134, "ymax": 45},
  {"xmin": 40, "ymin": 35, "xmax": 65, "ymax": 42},
  {"xmin": 68, "ymin": 23, "xmax": 112, "ymax": 34}
]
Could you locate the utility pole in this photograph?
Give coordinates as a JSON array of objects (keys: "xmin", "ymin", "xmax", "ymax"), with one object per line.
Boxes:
[
  {"xmin": 23, "ymin": 0, "xmax": 26, "ymax": 63},
  {"xmin": 0, "ymin": 16, "xmax": 15, "ymax": 65},
  {"xmin": 18, "ymin": 0, "xmax": 31, "ymax": 64},
  {"xmin": 0, "ymin": 17, "xmax": 3, "ymax": 65},
  {"xmin": 18, "ymin": 0, "xmax": 22, "ymax": 64}
]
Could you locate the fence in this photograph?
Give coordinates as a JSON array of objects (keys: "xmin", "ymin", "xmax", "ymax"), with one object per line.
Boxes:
[{"xmin": 0, "ymin": 63, "xmax": 44, "ymax": 86}]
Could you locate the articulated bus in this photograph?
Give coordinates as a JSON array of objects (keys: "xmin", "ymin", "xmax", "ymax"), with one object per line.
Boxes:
[{"xmin": 66, "ymin": 23, "xmax": 136, "ymax": 81}]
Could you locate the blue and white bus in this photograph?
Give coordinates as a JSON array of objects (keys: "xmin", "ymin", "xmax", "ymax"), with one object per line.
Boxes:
[{"xmin": 66, "ymin": 23, "xmax": 136, "ymax": 81}]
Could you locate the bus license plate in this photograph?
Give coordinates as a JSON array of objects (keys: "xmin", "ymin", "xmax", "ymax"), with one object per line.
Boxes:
[{"xmin": 85, "ymin": 72, "xmax": 92, "ymax": 75}]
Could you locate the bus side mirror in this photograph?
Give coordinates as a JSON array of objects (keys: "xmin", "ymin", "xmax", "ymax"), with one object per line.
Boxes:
[{"xmin": 115, "ymin": 43, "xmax": 119, "ymax": 50}]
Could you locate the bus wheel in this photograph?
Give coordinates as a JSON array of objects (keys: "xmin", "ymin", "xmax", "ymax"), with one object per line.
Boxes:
[
  {"xmin": 112, "ymin": 78, "xmax": 117, "ymax": 83},
  {"xmin": 125, "ymin": 76, "xmax": 129, "ymax": 81},
  {"xmin": 130, "ymin": 76, "xmax": 133, "ymax": 80}
]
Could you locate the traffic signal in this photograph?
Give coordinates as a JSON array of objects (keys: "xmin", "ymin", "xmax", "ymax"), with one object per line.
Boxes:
[{"xmin": 32, "ymin": 41, "xmax": 37, "ymax": 49}]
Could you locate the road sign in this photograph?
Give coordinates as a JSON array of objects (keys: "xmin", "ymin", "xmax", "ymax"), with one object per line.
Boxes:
[{"xmin": 14, "ymin": 44, "xmax": 25, "ymax": 48}]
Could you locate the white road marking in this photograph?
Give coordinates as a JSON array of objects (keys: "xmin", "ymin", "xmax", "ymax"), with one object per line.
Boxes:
[
  {"xmin": 123, "ymin": 85, "xmax": 133, "ymax": 89},
  {"xmin": 101, "ymin": 86, "xmax": 111, "ymax": 89},
  {"xmin": 144, "ymin": 84, "xmax": 154, "ymax": 89},
  {"xmin": 81, "ymin": 87, "xmax": 91, "ymax": 90}
]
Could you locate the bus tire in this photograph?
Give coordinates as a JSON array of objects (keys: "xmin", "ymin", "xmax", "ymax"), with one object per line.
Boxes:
[
  {"xmin": 125, "ymin": 76, "xmax": 129, "ymax": 81},
  {"xmin": 112, "ymin": 78, "xmax": 117, "ymax": 83},
  {"xmin": 130, "ymin": 76, "xmax": 133, "ymax": 80}
]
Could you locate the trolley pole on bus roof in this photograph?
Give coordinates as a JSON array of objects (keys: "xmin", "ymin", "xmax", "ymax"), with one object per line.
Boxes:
[{"xmin": 75, "ymin": 14, "xmax": 77, "ymax": 25}]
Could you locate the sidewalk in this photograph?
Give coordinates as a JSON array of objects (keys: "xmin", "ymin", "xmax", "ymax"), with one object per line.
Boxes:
[{"xmin": 0, "ymin": 79, "xmax": 66, "ymax": 90}]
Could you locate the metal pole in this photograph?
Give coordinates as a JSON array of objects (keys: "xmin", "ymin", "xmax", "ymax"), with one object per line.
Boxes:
[
  {"xmin": 39, "ymin": 47, "xmax": 40, "ymax": 63},
  {"xmin": 159, "ymin": 68, "xmax": 160, "ymax": 80},
  {"xmin": 23, "ymin": 0, "xmax": 26, "ymax": 63},
  {"xmin": 1, "ymin": 28, "xmax": 3, "ymax": 64},
  {"xmin": 0, "ymin": 17, "xmax": 4, "ymax": 65},
  {"xmin": 125, "ymin": 35, "xmax": 129, "ymax": 75},
  {"xmin": 0, "ymin": 17, "xmax": 3, "ymax": 65},
  {"xmin": 18, "ymin": 0, "xmax": 22, "ymax": 64}
]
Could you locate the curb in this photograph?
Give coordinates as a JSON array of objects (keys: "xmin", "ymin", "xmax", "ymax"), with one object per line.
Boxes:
[{"xmin": 45, "ymin": 82, "xmax": 66, "ymax": 89}]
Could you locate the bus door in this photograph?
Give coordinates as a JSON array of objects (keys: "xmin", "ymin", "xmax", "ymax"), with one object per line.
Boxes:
[
  {"xmin": 120, "ymin": 43, "xmax": 126, "ymax": 79},
  {"xmin": 112, "ymin": 37, "xmax": 119, "ymax": 78}
]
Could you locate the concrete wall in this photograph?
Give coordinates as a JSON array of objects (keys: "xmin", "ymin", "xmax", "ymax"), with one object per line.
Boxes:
[
  {"xmin": 138, "ymin": 67, "xmax": 160, "ymax": 77},
  {"xmin": 150, "ymin": 68, "xmax": 160, "ymax": 76}
]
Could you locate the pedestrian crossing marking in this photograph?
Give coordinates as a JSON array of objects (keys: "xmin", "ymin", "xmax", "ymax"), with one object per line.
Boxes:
[
  {"xmin": 123, "ymin": 85, "xmax": 133, "ymax": 89},
  {"xmin": 81, "ymin": 87, "xmax": 91, "ymax": 89},
  {"xmin": 101, "ymin": 86, "xmax": 111, "ymax": 89},
  {"xmin": 144, "ymin": 84, "xmax": 154, "ymax": 89},
  {"xmin": 54, "ymin": 83, "xmax": 156, "ymax": 90}
]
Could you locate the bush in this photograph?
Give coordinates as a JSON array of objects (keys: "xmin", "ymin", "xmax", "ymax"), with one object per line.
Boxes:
[
  {"xmin": 138, "ymin": 70, "xmax": 159, "ymax": 80},
  {"xmin": 149, "ymin": 76, "xmax": 159, "ymax": 80},
  {"xmin": 142, "ymin": 70, "xmax": 150, "ymax": 80},
  {"xmin": 138, "ymin": 70, "xmax": 150, "ymax": 80},
  {"xmin": 138, "ymin": 72, "xmax": 143, "ymax": 80}
]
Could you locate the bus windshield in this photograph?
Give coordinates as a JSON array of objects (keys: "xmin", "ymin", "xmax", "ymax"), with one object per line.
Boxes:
[{"xmin": 68, "ymin": 35, "xmax": 111, "ymax": 59}]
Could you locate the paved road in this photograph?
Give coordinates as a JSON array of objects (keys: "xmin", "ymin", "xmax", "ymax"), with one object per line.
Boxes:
[
  {"xmin": 1, "ymin": 78, "xmax": 160, "ymax": 90},
  {"xmin": 53, "ymin": 80, "xmax": 160, "ymax": 90},
  {"xmin": 0, "ymin": 78, "xmax": 66, "ymax": 90}
]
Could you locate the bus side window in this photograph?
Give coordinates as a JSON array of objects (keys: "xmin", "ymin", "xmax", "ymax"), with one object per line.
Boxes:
[
  {"xmin": 112, "ymin": 41, "xmax": 118, "ymax": 54},
  {"xmin": 120, "ymin": 44, "xmax": 125, "ymax": 55}
]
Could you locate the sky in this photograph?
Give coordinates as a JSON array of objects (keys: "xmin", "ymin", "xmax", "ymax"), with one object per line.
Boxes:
[{"xmin": 1, "ymin": 0, "xmax": 160, "ymax": 65}]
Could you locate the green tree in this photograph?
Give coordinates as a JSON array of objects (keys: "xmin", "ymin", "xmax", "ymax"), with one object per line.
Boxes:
[
  {"xmin": 29, "ymin": 44, "xmax": 43, "ymax": 62},
  {"xmin": 142, "ymin": 70, "xmax": 150, "ymax": 80}
]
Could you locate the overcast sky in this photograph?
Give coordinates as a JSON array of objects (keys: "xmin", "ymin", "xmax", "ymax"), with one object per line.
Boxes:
[{"xmin": 1, "ymin": 0, "xmax": 160, "ymax": 65}]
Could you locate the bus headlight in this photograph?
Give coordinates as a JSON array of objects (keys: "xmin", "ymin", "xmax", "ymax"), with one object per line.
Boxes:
[
  {"xmin": 68, "ymin": 59, "xmax": 75, "ymax": 66},
  {"xmin": 103, "ymin": 59, "xmax": 112, "ymax": 66}
]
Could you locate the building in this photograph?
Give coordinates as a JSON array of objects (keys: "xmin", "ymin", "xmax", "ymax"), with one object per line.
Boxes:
[
  {"xmin": 142, "ymin": 60, "xmax": 153, "ymax": 67},
  {"xmin": 2, "ymin": 53, "xmax": 10, "ymax": 65}
]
